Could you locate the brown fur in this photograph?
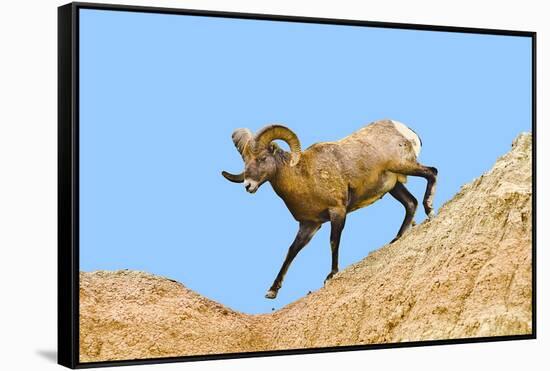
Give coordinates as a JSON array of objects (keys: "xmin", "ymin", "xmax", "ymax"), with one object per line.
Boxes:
[{"xmin": 265, "ymin": 120, "xmax": 419, "ymax": 222}]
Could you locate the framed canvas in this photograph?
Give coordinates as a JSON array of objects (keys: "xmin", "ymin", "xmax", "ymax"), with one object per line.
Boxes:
[{"xmin": 58, "ymin": 2, "xmax": 536, "ymax": 368}]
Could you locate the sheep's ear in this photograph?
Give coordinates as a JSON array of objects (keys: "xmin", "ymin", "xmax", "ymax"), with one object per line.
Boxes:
[
  {"xmin": 269, "ymin": 143, "xmax": 282, "ymax": 154},
  {"xmin": 268, "ymin": 142, "xmax": 300, "ymax": 166}
]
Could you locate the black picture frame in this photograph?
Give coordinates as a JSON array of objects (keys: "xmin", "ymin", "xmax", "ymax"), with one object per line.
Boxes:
[{"xmin": 58, "ymin": 2, "xmax": 537, "ymax": 369}]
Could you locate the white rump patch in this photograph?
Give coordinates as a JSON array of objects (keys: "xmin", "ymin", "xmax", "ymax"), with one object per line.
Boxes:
[{"xmin": 391, "ymin": 120, "xmax": 421, "ymax": 157}]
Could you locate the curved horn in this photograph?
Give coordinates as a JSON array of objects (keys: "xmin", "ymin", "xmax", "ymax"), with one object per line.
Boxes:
[
  {"xmin": 223, "ymin": 129, "xmax": 250, "ymax": 184},
  {"xmin": 253, "ymin": 124, "xmax": 302, "ymax": 166},
  {"xmin": 231, "ymin": 128, "xmax": 253, "ymax": 160},
  {"xmin": 221, "ymin": 171, "xmax": 244, "ymax": 183}
]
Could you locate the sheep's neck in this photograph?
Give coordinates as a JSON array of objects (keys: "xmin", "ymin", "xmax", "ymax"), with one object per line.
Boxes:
[{"xmin": 269, "ymin": 153, "xmax": 304, "ymax": 204}]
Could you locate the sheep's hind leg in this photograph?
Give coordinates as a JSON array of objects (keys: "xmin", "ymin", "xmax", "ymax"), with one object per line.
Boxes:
[
  {"xmin": 324, "ymin": 208, "xmax": 347, "ymax": 284},
  {"xmin": 389, "ymin": 182, "xmax": 418, "ymax": 243},
  {"xmin": 265, "ymin": 221, "xmax": 321, "ymax": 299},
  {"xmin": 391, "ymin": 163, "xmax": 438, "ymax": 218}
]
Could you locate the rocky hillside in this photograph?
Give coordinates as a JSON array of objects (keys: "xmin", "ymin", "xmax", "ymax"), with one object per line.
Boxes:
[{"xmin": 80, "ymin": 133, "xmax": 533, "ymax": 362}]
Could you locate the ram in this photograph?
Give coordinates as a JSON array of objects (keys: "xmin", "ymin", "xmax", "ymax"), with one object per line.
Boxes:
[{"xmin": 222, "ymin": 119, "xmax": 438, "ymax": 299}]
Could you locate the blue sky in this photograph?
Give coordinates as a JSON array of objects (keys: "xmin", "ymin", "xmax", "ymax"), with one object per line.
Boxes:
[{"xmin": 79, "ymin": 9, "xmax": 532, "ymax": 314}]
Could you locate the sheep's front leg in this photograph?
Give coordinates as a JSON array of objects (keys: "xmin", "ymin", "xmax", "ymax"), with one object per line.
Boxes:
[
  {"xmin": 265, "ymin": 221, "xmax": 321, "ymax": 299},
  {"xmin": 325, "ymin": 208, "xmax": 347, "ymax": 283}
]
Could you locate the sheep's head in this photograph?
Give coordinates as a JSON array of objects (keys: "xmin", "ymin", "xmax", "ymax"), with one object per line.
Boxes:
[{"xmin": 222, "ymin": 124, "xmax": 301, "ymax": 193}]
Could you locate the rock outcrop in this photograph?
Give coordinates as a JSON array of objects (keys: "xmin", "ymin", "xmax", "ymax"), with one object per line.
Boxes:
[{"xmin": 80, "ymin": 133, "xmax": 533, "ymax": 362}]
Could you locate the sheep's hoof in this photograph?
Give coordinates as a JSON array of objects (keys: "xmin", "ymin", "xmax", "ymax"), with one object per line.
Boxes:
[
  {"xmin": 265, "ymin": 289, "xmax": 278, "ymax": 299},
  {"xmin": 324, "ymin": 271, "xmax": 337, "ymax": 284},
  {"xmin": 390, "ymin": 236, "xmax": 400, "ymax": 244},
  {"xmin": 427, "ymin": 210, "xmax": 436, "ymax": 220}
]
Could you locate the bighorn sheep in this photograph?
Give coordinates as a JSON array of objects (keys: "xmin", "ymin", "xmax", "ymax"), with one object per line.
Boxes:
[{"xmin": 222, "ymin": 119, "xmax": 438, "ymax": 299}]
